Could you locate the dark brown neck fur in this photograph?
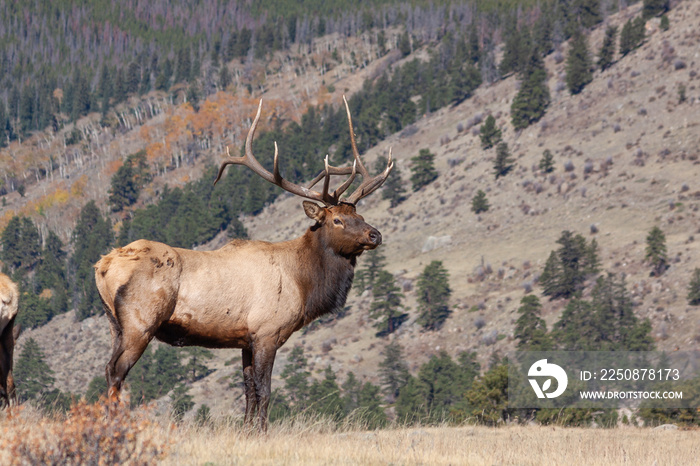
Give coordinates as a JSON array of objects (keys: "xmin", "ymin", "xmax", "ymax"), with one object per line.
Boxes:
[{"xmin": 296, "ymin": 228, "xmax": 358, "ymax": 325}]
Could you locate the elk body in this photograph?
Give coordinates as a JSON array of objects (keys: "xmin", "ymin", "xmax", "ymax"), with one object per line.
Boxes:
[
  {"xmin": 0, "ymin": 272, "xmax": 19, "ymax": 407},
  {"xmin": 95, "ymin": 98, "xmax": 392, "ymax": 432}
]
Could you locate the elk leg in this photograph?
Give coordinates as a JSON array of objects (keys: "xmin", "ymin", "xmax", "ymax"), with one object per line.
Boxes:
[
  {"xmin": 252, "ymin": 342, "xmax": 277, "ymax": 433},
  {"xmin": 106, "ymin": 330, "xmax": 151, "ymax": 401},
  {"xmin": 242, "ymin": 348, "xmax": 257, "ymax": 427},
  {"xmin": 0, "ymin": 320, "xmax": 16, "ymax": 407}
]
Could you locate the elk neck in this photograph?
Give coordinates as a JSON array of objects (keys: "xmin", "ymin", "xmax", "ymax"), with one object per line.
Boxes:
[{"xmin": 294, "ymin": 226, "xmax": 358, "ymax": 325}]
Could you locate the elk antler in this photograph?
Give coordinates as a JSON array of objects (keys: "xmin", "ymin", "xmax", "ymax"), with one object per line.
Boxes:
[
  {"xmin": 214, "ymin": 99, "xmax": 356, "ymax": 206},
  {"xmin": 341, "ymin": 95, "xmax": 394, "ymax": 205},
  {"xmin": 214, "ymin": 97, "xmax": 393, "ymax": 206}
]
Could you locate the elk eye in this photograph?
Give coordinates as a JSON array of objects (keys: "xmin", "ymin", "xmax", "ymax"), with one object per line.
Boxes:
[{"xmin": 333, "ymin": 218, "xmax": 343, "ymax": 226}]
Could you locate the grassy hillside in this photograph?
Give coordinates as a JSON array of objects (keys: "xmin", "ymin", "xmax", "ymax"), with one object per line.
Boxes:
[{"xmin": 3, "ymin": 0, "xmax": 700, "ymax": 427}]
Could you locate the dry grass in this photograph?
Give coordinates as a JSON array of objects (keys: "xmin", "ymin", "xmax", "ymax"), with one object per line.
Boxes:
[
  {"xmin": 165, "ymin": 421, "xmax": 699, "ymax": 465},
  {"xmin": 2, "ymin": 406, "xmax": 698, "ymax": 465}
]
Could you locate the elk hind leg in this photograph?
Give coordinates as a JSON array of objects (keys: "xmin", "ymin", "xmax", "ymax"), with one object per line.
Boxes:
[{"xmin": 106, "ymin": 329, "xmax": 151, "ymax": 402}]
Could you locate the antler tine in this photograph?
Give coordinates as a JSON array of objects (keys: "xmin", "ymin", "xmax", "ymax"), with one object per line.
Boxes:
[
  {"xmin": 342, "ymin": 95, "xmax": 371, "ymax": 180},
  {"xmin": 345, "ymin": 148, "xmax": 394, "ymax": 205},
  {"xmin": 214, "ymin": 99, "xmax": 330, "ymax": 204}
]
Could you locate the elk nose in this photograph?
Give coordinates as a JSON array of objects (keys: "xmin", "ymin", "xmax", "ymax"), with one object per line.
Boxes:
[{"xmin": 368, "ymin": 229, "xmax": 382, "ymax": 246}]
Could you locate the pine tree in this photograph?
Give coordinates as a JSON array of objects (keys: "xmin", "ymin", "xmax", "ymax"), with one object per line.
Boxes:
[
  {"xmin": 280, "ymin": 345, "xmax": 310, "ymax": 410},
  {"xmin": 354, "ymin": 248, "xmax": 386, "ymax": 295},
  {"xmin": 645, "ymin": 226, "xmax": 668, "ymax": 276},
  {"xmin": 378, "ymin": 341, "xmax": 410, "ymax": 402},
  {"xmin": 171, "ymin": 383, "xmax": 194, "ymax": 422},
  {"xmin": 369, "ymin": 270, "xmax": 406, "ymax": 336},
  {"xmin": 410, "ymin": 148, "xmax": 438, "ymax": 191},
  {"xmin": 511, "ymin": 49, "xmax": 550, "ymax": 130},
  {"xmin": 416, "ymin": 261, "xmax": 452, "ymax": 330},
  {"xmin": 471, "ymin": 190, "xmax": 489, "ymax": 214},
  {"xmin": 182, "ymin": 347, "xmax": 213, "ymax": 382},
  {"xmin": 643, "ymin": 0, "xmax": 670, "ymax": 19},
  {"xmin": 539, "ymin": 149, "xmax": 555, "ymax": 173},
  {"xmin": 307, "ymin": 366, "xmax": 344, "ymax": 421},
  {"xmin": 14, "ymin": 337, "xmax": 55, "ymax": 401},
  {"xmin": 687, "ymin": 268, "xmax": 700, "ymax": 305},
  {"xmin": 566, "ymin": 30, "xmax": 593, "ymax": 95},
  {"xmin": 620, "ymin": 17, "xmax": 645, "ymax": 56},
  {"xmin": 514, "ymin": 295, "xmax": 551, "ymax": 350},
  {"xmin": 464, "ymin": 362, "xmax": 510, "ymax": 426},
  {"xmin": 85, "ymin": 375, "xmax": 107, "ymax": 403},
  {"xmin": 539, "ymin": 230, "xmax": 600, "ymax": 299},
  {"xmin": 493, "ymin": 142, "xmax": 515, "ymax": 179},
  {"xmin": 72, "ymin": 201, "xmax": 113, "ymax": 320},
  {"xmin": 376, "ymin": 155, "xmax": 406, "ymax": 207},
  {"xmin": 598, "ymin": 26, "xmax": 617, "ymax": 71},
  {"xmin": 479, "ymin": 115, "xmax": 502, "ymax": 150}
]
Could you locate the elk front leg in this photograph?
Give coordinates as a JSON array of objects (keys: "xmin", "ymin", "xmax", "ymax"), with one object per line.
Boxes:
[
  {"xmin": 253, "ymin": 342, "xmax": 277, "ymax": 434},
  {"xmin": 242, "ymin": 348, "xmax": 257, "ymax": 427},
  {"xmin": 0, "ymin": 319, "xmax": 16, "ymax": 407}
]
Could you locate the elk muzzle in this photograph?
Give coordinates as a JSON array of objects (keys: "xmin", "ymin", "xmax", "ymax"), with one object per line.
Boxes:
[{"xmin": 365, "ymin": 227, "xmax": 382, "ymax": 249}]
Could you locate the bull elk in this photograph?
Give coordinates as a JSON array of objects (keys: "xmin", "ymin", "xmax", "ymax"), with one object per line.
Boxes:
[
  {"xmin": 0, "ymin": 272, "xmax": 19, "ymax": 407},
  {"xmin": 95, "ymin": 97, "xmax": 393, "ymax": 432}
]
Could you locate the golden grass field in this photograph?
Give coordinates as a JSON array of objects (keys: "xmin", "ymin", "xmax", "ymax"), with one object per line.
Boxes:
[
  {"xmin": 3, "ymin": 404, "xmax": 698, "ymax": 466},
  {"xmin": 165, "ymin": 423, "xmax": 699, "ymax": 466}
]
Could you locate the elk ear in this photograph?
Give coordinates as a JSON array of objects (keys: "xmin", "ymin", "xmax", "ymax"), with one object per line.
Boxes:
[{"xmin": 303, "ymin": 201, "xmax": 326, "ymax": 222}]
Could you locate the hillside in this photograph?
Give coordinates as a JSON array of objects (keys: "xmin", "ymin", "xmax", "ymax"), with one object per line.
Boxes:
[{"xmin": 5, "ymin": 0, "xmax": 700, "ymax": 421}]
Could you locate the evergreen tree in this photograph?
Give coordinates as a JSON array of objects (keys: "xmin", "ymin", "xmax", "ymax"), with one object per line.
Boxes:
[
  {"xmin": 355, "ymin": 381, "xmax": 387, "ymax": 428},
  {"xmin": 539, "ymin": 230, "xmax": 600, "ymax": 299},
  {"xmin": 398, "ymin": 31, "xmax": 411, "ymax": 57},
  {"xmin": 378, "ymin": 341, "xmax": 410, "ymax": 402},
  {"xmin": 171, "ymin": 383, "xmax": 195, "ymax": 422},
  {"xmin": 643, "ymin": 0, "xmax": 670, "ymax": 19},
  {"xmin": 471, "ymin": 189, "xmax": 489, "ymax": 214},
  {"xmin": 416, "ymin": 261, "xmax": 452, "ymax": 331},
  {"xmin": 575, "ymin": 0, "xmax": 602, "ymax": 29},
  {"xmin": 129, "ymin": 345, "xmax": 188, "ymax": 406},
  {"xmin": 377, "ymin": 155, "xmax": 406, "ymax": 207},
  {"xmin": 280, "ymin": 345, "xmax": 310, "ymax": 410},
  {"xmin": 493, "ymin": 142, "xmax": 515, "ymax": 179},
  {"xmin": 354, "ymin": 248, "xmax": 386, "ymax": 295},
  {"xmin": 182, "ymin": 347, "xmax": 213, "ymax": 382},
  {"xmin": 688, "ymin": 268, "xmax": 700, "ymax": 306},
  {"xmin": 108, "ymin": 151, "xmax": 151, "ymax": 212},
  {"xmin": 369, "ymin": 270, "xmax": 406, "ymax": 336},
  {"xmin": 539, "ymin": 149, "xmax": 555, "ymax": 173},
  {"xmin": 598, "ymin": 26, "xmax": 617, "ymax": 71},
  {"xmin": 14, "ymin": 338, "xmax": 55, "ymax": 402},
  {"xmin": 619, "ymin": 17, "xmax": 645, "ymax": 56},
  {"xmin": 35, "ymin": 230, "xmax": 69, "ymax": 317},
  {"xmin": 195, "ymin": 404, "xmax": 212, "ymax": 426},
  {"xmin": 72, "ymin": 201, "xmax": 113, "ymax": 320},
  {"xmin": 409, "ymin": 149, "xmax": 438, "ymax": 191},
  {"xmin": 566, "ymin": 30, "xmax": 593, "ymax": 95},
  {"xmin": 1, "ymin": 215, "xmax": 41, "ymax": 275},
  {"xmin": 645, "ymin": 226, "xmax": 668, "ymax": 276},
  {"xmin": 85, "ymin": 375, "xmax": 107, "ymax": 403},
  {"xmin": 464, "ymin": 362, "xmax": 509, "ymax": 426},
  {"xmin": 307, "ymin": 366, "xmax": 344, "ymax": 421},
  {"xmin": 514, "ymin": 295, "xmax": 551, "ymax": 350},
  {"xmin": 479, "ymin": 115, "xmax": 502, "ymax": 150},
  {"xmin": 591, "ymin": 273, "xmax": 654, "ymax": 351},
  {"xmin": 511, "ymin": 49, "xmax": 550, "ymax": 130}
]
